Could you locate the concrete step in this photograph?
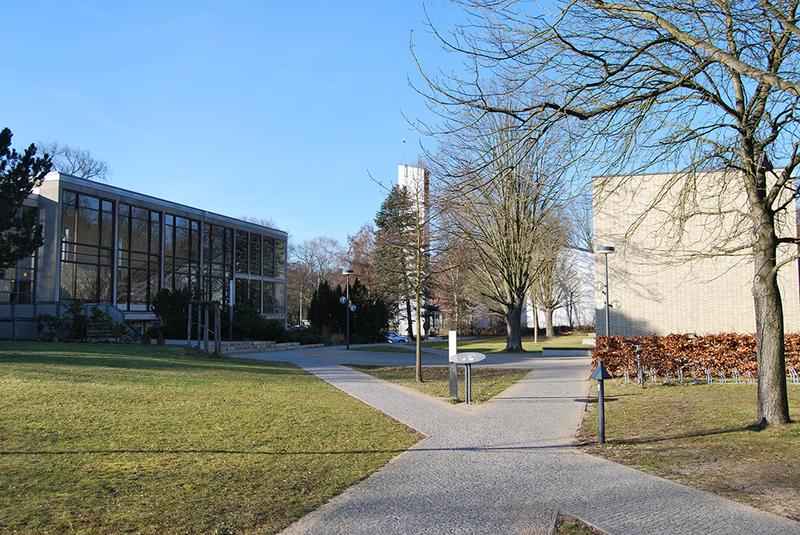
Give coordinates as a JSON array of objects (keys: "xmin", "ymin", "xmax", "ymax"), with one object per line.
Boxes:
[
  {"xmin": 223, "ymin": 342, "xmax": 323, "ymax": 355},
  {"xmin": 220, "ymin": 341, "xmax": 274, "ymax": 349},
  {"xmin": 219, "ymin": 340, "xmax": 277, "ymax": 354}
]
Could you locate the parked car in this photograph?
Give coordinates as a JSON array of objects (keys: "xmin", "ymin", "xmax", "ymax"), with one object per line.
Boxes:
[{"xmin": 385, "ymin": 331, "xmax": 409, "ymax": 344}]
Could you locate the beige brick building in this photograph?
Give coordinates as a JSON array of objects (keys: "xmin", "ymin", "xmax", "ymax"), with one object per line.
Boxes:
[{"xmin": 593, "ymin": 171, "xmax": 800, "ymax": 337}]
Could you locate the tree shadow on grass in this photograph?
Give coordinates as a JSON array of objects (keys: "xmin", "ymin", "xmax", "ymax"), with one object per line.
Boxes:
[
  {"xmin": 0, "ymin": 443, "xmax": 576, "ymax": 457},
  {"xmin": 578, "ymin": 423, "xmax": 763, "ymax": 447},
  {"xmin": 0, "ymin": 354, "xmax": 309, "ymax": 376}
]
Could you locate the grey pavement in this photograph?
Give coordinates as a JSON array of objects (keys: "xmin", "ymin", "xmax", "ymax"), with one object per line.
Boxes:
[{"xmin": 239, "ymin": 345, "xmax": 800, "ymax": 535}]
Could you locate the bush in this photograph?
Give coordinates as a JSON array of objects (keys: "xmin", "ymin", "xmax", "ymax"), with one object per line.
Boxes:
[
  {"xmin": 232, "ymin": 305, "xmax": 285, "ymax": 341},
  {"xmin": 284, "ymin": 327, "xmax": 324, "ymax": 345},
  {"xmin": 35, "ymin": 314, "xmax": 63, "ymax": 341},
  {"xmin": 140, "ymin": 332, "xmax": 152, "ymax": 345},
  {"xmin": 307, "ymin": 279, "xmax": 391, "ymax": 344},
  {"xmin": 152, "ymin": 287, "xmax": 192, "ymax": 339},
  {"xmin": 330, "ymin": 333, "xmax": 346, "ymax": 345},
  {"xmin": 37, "ymin": 301, "xmax": 90, "ymax": 341},
  {"xmin": 64, "ymin": 301, "xmax": 89, "ymax": 340},
  {"xmin": 593, "ymin": 333, "xmax": 800, "ymax": 377}
]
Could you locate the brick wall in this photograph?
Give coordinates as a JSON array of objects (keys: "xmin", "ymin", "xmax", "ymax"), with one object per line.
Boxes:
[{"xmin": 593, "ymin": 171, "xmax": 800, "ymax": 336}]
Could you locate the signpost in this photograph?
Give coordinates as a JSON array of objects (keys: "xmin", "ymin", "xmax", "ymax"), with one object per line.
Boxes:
[
  {"xmin": 448, "ymin": 331, "xmax": 458, "ymax": 398},
  {"xmin": 450, "ymin": 352, "xmax": 486, "ymax": 404}
]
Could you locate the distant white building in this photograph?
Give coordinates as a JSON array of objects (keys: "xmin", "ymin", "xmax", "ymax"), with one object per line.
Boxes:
[
  {"xmin": 396, "ymin": 164, "xmax": 431, "ymax": 337},
  {"xmin": 523, "ymin": 247, "xmax": 595, "ymax": 330}
]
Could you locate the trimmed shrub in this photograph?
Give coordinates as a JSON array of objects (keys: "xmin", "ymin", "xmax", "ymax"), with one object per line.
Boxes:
[
  {"xmin": 232, "ymin": 304, "xmax": 285, "ymax": 341},
  {"xmin": 35, "ymin": 314, "xmax": 63, "ymax": 341},
  {"xmin": 593, "ymin": 333, "xmax": 800, "ymax": 377},
  {"xmin": 152, "ymin": 287, "xmax": 192, "ymax": 339}
]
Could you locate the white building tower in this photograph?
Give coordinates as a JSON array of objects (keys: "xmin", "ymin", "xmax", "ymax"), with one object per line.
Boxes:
[{"xmin": 396, "ymin": 164, "xmax": 431, "ymax": 337}]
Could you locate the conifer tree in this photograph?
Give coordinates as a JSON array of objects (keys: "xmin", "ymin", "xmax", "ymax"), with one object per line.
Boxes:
[{"xmin": 0, "ymin": 128, "xmax": 52, "ymax": 277}]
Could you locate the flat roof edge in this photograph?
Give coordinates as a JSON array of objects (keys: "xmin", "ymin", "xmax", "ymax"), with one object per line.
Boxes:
[{"xmin": 49, "ymin": 173, "xmax": 288, "ymax": 237}]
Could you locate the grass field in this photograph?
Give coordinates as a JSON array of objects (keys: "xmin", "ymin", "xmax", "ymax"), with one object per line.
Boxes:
[
  {"xmin": 0, "ymin": 341, "xmax": 419, "ymax": 534},
  {"xmin": 580, "ymin": 381, "xmax": 800, "ymax": 521},
  {"xmin": 424, "ymin": 333, "xmax": 588, "ymax": 353},
  {"xmin": 348, "ymin": 365, "xmax": 529, "ymax": 403}
]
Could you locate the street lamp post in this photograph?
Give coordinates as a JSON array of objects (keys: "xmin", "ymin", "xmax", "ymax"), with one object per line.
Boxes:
[
  {"xmin": 597, "ymin": 246, "xmax": 615, "ymax": 337},
  {"xmin": 340, "ymin": 270, "xmax": 356, "ymax": 350},
  {"xmin": 595, "ymin": 246, "xmax": 615, "ymax": 444}
]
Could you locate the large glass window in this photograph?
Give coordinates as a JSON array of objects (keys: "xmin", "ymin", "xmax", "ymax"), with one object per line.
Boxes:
[
  {"xmin": 249, "ymin": 233, "xmax": 262, "ymax": 275},
  {"xmin": 275, "ymin": 239, "xmax": 286, "ymax": 278},
  {"xmin": 117, "ymin": 203, "xmax": 161, "ymax": 311},
  {"xmin": 231, "ymin": 229, "xmax": 286, "ymax": 317},
  {"xmin": 202, "ymin": 223, "xmax": 233, "ymax": 305},
  {"xmin": 1, "ymin": 207, "xmax": 37, "ymax": 304},
  {"xmin": 248, "ymin": 279, "xmax": 261, "ymax": 312},
  {"xmin": 274, "ymin": 282, "xmax": 286, "ymax": 314},
  {"xmin": 262, "ymin": 237, "xmax": 274, "ymax": 277},
  {"xmin": 235, "ymin": 230, "xmax": 248, "ymax": 273},
  {"xmin": 262, "ymin": 281, "xmax": 274, "ymax": 314},
  {"xmin": 60, "ymin": 190, "xmax": 113, "ymax": 302},
  {"xmin": 235, "ymin": 278, "xmax": 248, "ymax": 309},
  {"xmin": 163, "ymin": 214, "xmax": 201, "ymax": 297}
]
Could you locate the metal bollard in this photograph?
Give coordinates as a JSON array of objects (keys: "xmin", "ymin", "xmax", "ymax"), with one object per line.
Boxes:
[{"xmin": 591, "ymin": 362, "xmax": 613, "ymax": 444}]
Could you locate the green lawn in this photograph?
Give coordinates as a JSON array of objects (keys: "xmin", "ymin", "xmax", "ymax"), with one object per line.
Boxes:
[
  {"xmin": 580, "ymin": 382, "xmax": 800, "ymax": 521},
  {"xmin": 0, "ymin": 341, "xmax": 419, "ymax": 534},
  {"xmin": 555, "ymin": 512, "xmax": 604, "ymax": 534},
  {"xmin": 348, "ymin": 365, "xmax": 529, "ymax": 403},
  {"xmin": 424, "ymin": 333, "xmax": 589, "ymax": 353}
]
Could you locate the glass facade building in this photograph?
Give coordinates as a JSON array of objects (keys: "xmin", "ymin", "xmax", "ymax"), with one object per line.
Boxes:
[{"xmin": 0, "ymin": 172, "xmax": 288, "ymax": 339}]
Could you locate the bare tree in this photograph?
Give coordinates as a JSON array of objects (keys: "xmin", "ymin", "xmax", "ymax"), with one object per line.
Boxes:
[
  {"xmin": 288, "ymin": 237, "xmax": 343, "ymax": 324},
  {"xmin": 433, "ymin": 231, "xmax": 482, "ymax": 334},
  {"xmin": 239, "ymin": 215, "xmax": 279, "ymax": 229},
  {"xmin": 345, "ymin": 224, "xmax": 376, "ymax": 291},
  {"xmin": 431, "ymin": 111, "xmax": 572, "ymax": 352},
  {"xmin": 569, "ymin": 194, "xmax": 594, "ymax": 252},
  {"xmin": 39, "ymin": 142, "xmax": 110, "ymax": 182},
  {"xmin": 419, "ymin": 0, "xmax": 800, "ymax": 425},
  {"xmin": 531, "ymin": 216, "xmax": 575, "ymax": 338}
]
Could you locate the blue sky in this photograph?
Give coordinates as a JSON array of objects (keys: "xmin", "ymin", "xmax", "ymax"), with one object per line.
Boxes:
[{"xmin": 2, "ymin": 1, "xmax": 465, "ymax": 243}]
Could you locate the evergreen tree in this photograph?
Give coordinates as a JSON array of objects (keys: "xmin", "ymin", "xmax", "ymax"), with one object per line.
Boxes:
[
  {"xmin": 372, "ymin": 185, "xmax": 415, "ymax": 337},
  {"xmin": 0, "ymin": 128, "xmax": 52, "ymax": 277},
  {"xmin": 307, "ymin": 279, "xmax": 390, "ymax": 343}
]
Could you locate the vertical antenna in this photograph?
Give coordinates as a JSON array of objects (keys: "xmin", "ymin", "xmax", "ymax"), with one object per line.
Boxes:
[{"xmin": 402, "ymin": 138, "xmax": 407, "ymax": 165}]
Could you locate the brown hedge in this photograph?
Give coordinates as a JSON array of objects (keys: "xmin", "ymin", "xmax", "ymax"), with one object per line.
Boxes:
[{"xmin": 592, "ymin": 333, "xmax": 800, "ymax": 377}]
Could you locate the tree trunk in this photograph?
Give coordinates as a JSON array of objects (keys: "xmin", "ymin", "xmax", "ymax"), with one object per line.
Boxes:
[
  {"xmin": 751, "ymin": 209, "xmax": 790, "ymax": 425},
  {"xmin": 505, "ymin": 301, "xmax": 523, "ymax": 352},
  {"xmin": 545, "ymin": 306, "xmax": 555, "ymax": 338},
  {"xmin": 533, "ymin": 304, "xmax": 539, "ymax": 344},
  {"xmin": 567, "ymin": 292, "xmax": 574, "ymax": 329},
  {"xmin": 405, "ymin": 297, "xmax": 414, "ymax": 339},
  {"xmin": 299, "ymin": 287, "xmax": 304, "ymax": 324},
  {"xmin": 453, "ymin": 292, "xmax": 460, "ymax": 334},
  {"xmin": 415, "ymin": 289, "xmax": 423, "ymax": 382}
]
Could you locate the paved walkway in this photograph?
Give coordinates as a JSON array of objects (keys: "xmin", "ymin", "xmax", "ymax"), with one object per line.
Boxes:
[{"xmin": 241, "ymin": 346, "xmax": 800, "ymax": 535}]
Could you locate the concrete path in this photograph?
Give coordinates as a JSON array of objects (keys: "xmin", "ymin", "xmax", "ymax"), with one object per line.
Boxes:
[{"xmin": 240, "ymin": 346, "xmax": 800, "ymax": 535}]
